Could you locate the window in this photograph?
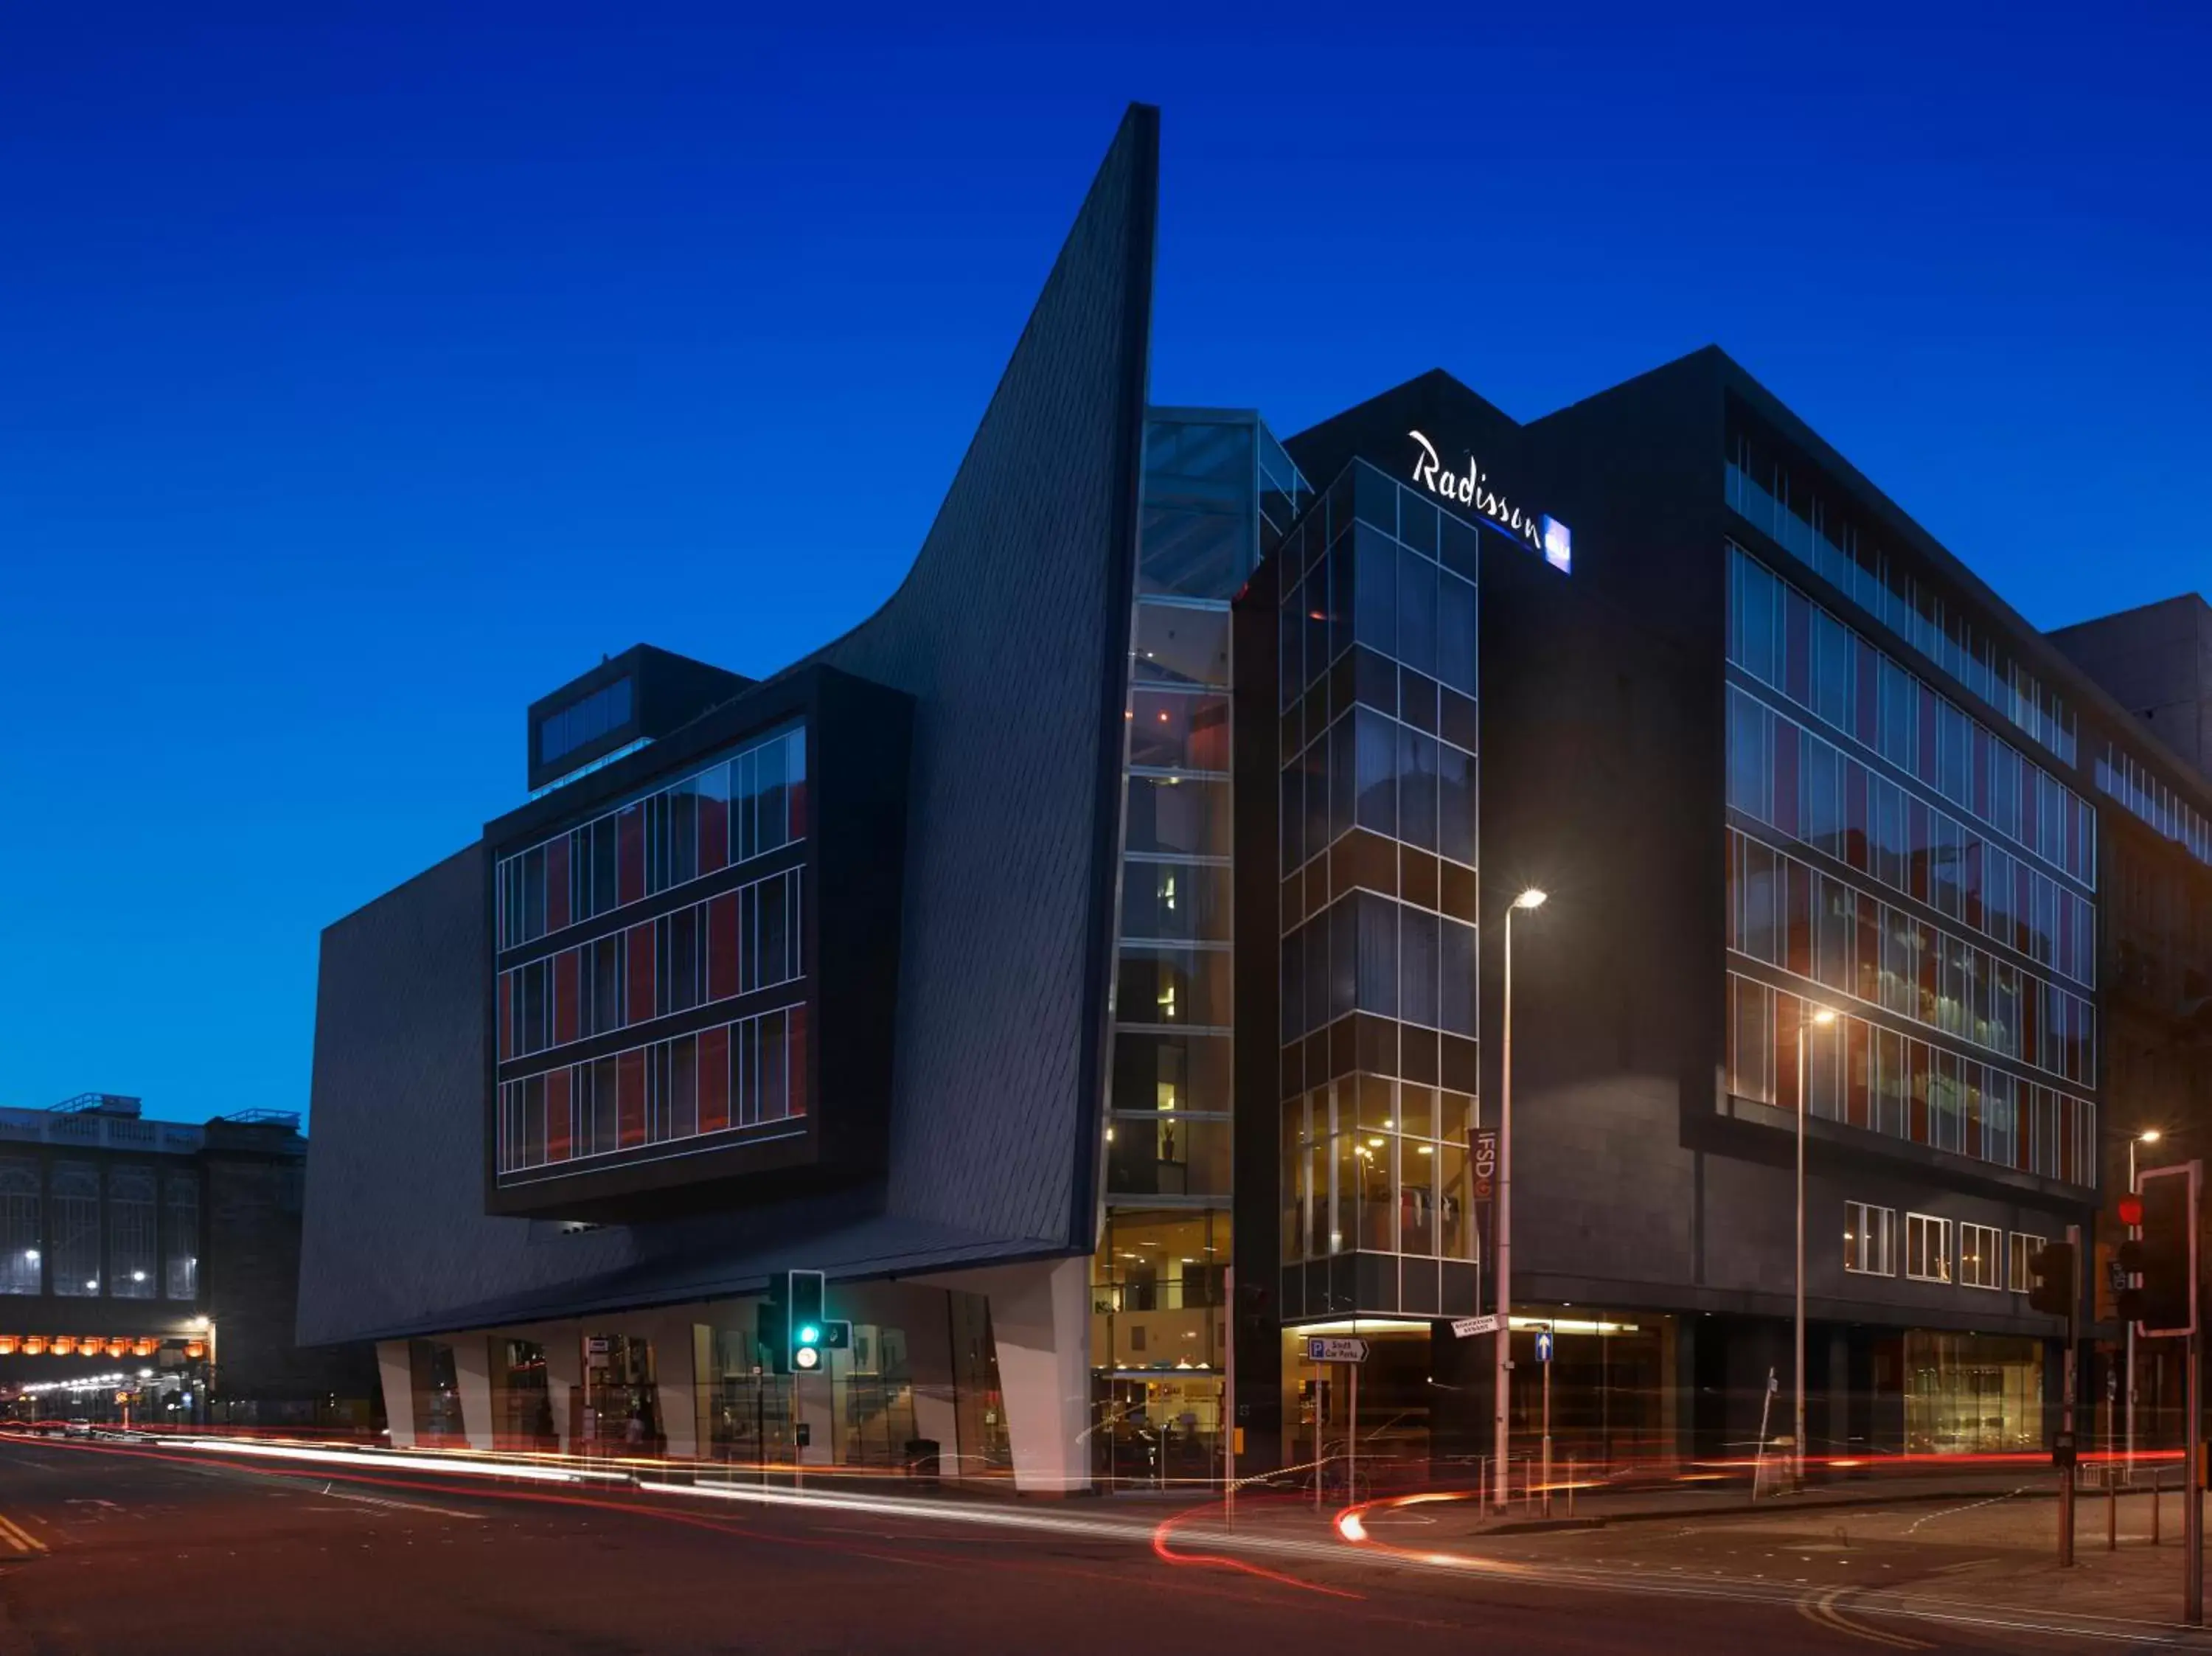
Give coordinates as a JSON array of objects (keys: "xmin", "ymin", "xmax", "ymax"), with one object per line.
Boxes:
[
  {"xmin": 1844, "ymin": 1201, "xmax": 1894, "ymax": 1275},
  {"xmin": 1959, "ymin": 1222, "xmax": 2003, "ymax": 1290},
  {"xmin": 51, "ymin": 1163, "xmax": 100, "ymax": 1297},
  {"xmin": 539, "ymin": 676, "xmax": 633, "ymax": 766},
  {"xmin": 1906, "ymin": 1212, "xmax": 1952, "ymax": 1283},
  {"xmin": 108, "ymin": 1167, "xmax": 157, "ymax": 1298},
  {"xmin": 164, "ymin": 1175, "xmax": 199, "ymax": 1299},
  {"xmin": 0, "ymin": 1161, "xmax": 38, "ymax": 1295},
  {"xmin": 2008, "ymin": 1231, "xmax": 2048, "ymax": 1294},
  {"xmin": 498, "ymin": 722, "xmax": 806, "ymax": 946}
]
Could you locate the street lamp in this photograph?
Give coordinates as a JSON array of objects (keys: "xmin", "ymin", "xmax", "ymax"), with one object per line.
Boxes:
[
  {"xmin": 1494, "ymin": 886, "xmax": 1547, "ymax": 1513},
  {"xmin": 1794, "ymin": 1001, "xmax": 1837, "ymax": 1495},
  {"xmin": 2127, "ymin": 1129, "xmax": 2163, "ymax": 1480}
]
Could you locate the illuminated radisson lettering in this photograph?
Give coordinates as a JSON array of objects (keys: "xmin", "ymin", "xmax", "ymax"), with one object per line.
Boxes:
[
  {"xmin": 1408, "ymin": 430, "xmax": 1537, "ymax": 538},
  {"xmin": 1408, "ymin": 430, "xmax": 1571, "ymax": 574}
]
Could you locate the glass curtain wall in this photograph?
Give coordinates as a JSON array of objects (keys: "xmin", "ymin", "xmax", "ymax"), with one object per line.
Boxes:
[
  {"xmin": 1275, "ymin": 461, "xmax": 1483, "ymax": 1322},
  {"xmin": 1095, "ymin": 411, "xmax": 1306, "ymax": 1481}
]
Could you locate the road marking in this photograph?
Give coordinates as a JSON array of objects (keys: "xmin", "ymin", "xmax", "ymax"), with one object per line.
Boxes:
[
  {"xmin": 1800, "ymin": 1587, "xmax": 1932, "ymax": 1649},
  {"xmin": 1903, "ymin": 1489, "xmax": 2023, "ymax": 1536},
  {"xmin": 0, "ymin": 1512, "xmax": 48, "ymax": 1554},
  {"xmin": 315, "ymin": 1483, "xmax": 484, "ymax": 1520}
]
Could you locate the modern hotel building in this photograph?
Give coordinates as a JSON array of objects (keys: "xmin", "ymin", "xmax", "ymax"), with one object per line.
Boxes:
[{"xmin": 299, "ymin": 105, "xmax": 2212, "ymax": 1488}]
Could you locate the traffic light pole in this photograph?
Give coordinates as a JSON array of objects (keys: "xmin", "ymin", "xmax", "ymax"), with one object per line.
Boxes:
[
  {"xmin": 2187, "ymin": 1331, "xmax": 2202, "ymax": 1626},
  {"xmin": 2060, "ymin": 1222, "xmax": 2079, "ymax": 1569},
  {"xmin": 1223, "ymin": 1264, "xmax": 1236, "ymax": 1529}
]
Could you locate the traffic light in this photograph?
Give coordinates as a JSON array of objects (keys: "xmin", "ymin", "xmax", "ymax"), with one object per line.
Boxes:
[
  {"xmin": 766, "ymin": 1269, "xmax": 827, "ymax": 1374},
  {"xmin": 2027, "ymin": 1240, "xmax": 2075, "ymax": 1318},
  {"xmin": 2116, "ymin": 1193, "xmax": 2147, "ymax": 1325},
  {"xmin": 2132, "ymin": 1164, "xmax": 2197, "ymax": 1337}
]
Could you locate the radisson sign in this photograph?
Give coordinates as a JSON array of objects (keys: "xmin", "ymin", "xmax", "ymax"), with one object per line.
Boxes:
[{"xmin": 1408, "ymin": 430, "xmax": 1572, "ymax": 574}]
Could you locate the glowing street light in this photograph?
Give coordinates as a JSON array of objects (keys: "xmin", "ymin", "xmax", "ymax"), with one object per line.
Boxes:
[{"xmin": 1493, "ymin": 886, "xmax": 1549, "ymax": 1512}]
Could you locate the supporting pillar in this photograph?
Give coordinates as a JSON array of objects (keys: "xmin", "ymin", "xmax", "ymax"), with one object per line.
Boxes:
[
  {"xmin": 376, "ymin": 1339, "xmax": 417, "ymax": 1448},
  {"xmin": 539, "ymin": 1326, "xmax": 582, "ymax": 1453},
  {"xmin": 649, "ymin": 1318, "xmax": 706, "ymax": 1461},
  {"xmin": 451, "ymin": 1335, "xmax": 495, "ymax": 1451},
  {"xmin": 901, "ymin": 1287, "xmax": 961, "ymax": 1473},
  {"xmin": 925, "ymin": 1257, "xmax": 1090, "ymax": 1494}
]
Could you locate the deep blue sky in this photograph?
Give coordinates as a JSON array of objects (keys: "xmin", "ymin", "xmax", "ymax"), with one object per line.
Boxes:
[{"xmin": 3, "ymin": 5, "xmax": 2205, "ymax": 1124}]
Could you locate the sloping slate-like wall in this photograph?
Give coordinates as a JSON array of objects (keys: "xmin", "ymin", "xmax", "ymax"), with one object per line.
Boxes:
[
  {"xmin": 814, "ymin": 103, "xmax": 1154, "ymax": 1250},
  {"xmin": 297, "ymin": 106, "xmax": 1155, "ymax": 1344}
]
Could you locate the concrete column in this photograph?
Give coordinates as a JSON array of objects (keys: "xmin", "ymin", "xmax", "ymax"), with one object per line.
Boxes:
[
  {"xmin": 650, "ymin": 1318, "xmax": 705, "ymax": 1461},
  {"xmin": 376, "ymin": 1340, "xmax": 417, "ymax": 1449},
  {"xmin": 452, "ymin": 1335, "xmax": 495, "ymax": 1451},
  {"xmin": 898, "ymin": 1287, "xmax": 960, "ymax": 1471},
  {"xmin": 538, "ymin": 1325, "xmax": 581, "ymax": 1452},
  {"xmin": 965, "ymin": 1256, "xmax": 1092, "ymax": 1494}
]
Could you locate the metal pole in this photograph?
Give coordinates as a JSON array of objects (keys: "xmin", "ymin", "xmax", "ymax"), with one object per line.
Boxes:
[
  {"xmin": 1223, "ymin": 1265, "xmax": 1236, "ymax": 1528},
  {"xmin": 1542, "ymin": 1339, "xmax": 1553, "ymax": 1517},
  {"xmin": 1349, "ymin": 1360, "xmax": 1358, "ymax": 1505},
  {"xmin": 1314, "ymin": 1357, "xmax": 1324, "ymax": 1514},
  {"xmin": 1795, "ymin": 1010, "xmax": 1808, "ymax": 1495},
  {"xmin": 2188, "ymin": 1331, "xmax": 2202, "ymax": 1625},
  {"xmin": 2061, "ymin": 1222, "xmax": 2079, "ymax": 1568},
  {"xmin": 1493, "ymin": 907, "xmax": 1515, "ymax": 1513},
  {"xmin": 2128, "ymin": 1140, "xmax": 2139, "ymax": 1485}
]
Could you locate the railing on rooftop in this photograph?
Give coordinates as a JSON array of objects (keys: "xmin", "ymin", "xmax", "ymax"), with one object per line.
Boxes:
[
  {"xmin": 0, "ymin": 1107, "xmax": 203, "ymax": 1152},
  {"xmin": 218, "ymin": 1108, "xmax": 302, "ymax": 1130},
  {"xmin": 46, "ymin": 1091, "xmax": 143, "ymax": 1116}
]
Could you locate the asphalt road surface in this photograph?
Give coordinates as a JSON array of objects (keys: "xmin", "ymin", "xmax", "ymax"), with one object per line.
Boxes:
[{"xmin": 0, "ymin": 1436, "xmax": 2197, "ymax": 1655}]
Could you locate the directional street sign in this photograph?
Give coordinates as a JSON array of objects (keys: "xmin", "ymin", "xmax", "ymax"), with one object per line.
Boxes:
[
  {"xmin": 1451, "ymin": 1314, "xmax": 1500, "ymax": 1340},
  {"xmin": 1534, "ymin": 1330, "xmax": 1554, "ymax": 1364},
  {"xmin": 1307, "ymin": 1337, "xmax": 1371, "ymax": 1364}
]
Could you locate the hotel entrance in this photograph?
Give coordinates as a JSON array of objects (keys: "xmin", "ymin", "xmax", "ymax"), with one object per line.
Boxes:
[{"xmin": 1280, "ymin": 1321, "xmax": 1436, "ymax": 1490}]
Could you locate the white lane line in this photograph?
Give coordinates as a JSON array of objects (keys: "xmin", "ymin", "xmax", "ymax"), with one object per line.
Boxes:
[{"xmin": 314, "ymin": 1483, "xmax": 483, "ymax": 1520}]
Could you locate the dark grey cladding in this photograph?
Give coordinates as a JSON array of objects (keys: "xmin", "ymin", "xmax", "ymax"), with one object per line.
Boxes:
[{"xmin": 297, "ymin": 105, "xmax": 1157, "ymax": 1344}]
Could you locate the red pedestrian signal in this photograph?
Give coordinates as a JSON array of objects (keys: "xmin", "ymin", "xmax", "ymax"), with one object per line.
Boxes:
[
  {"xmin": 2132, "ymin": 1164, "xmax": 2198, "ymax": 1339},
  {"xmin": 2119, "ymin": 1194, "xmax": 2145, "ymax": 1228}
]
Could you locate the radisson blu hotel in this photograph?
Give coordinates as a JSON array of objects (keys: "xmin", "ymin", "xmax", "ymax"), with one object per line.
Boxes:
[{"xmin": 300, "ymin": 105, "xmax": 2212, "ymax": 1489}]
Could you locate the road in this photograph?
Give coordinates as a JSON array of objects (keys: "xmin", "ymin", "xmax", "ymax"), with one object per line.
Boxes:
[{"xmin": 0, "ymin": 1435, "xmax": 2197, "ymax": 1655}]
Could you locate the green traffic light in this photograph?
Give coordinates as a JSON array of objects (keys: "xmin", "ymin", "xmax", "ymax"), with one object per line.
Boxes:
[{"xmin": 799, "ymin": 1324, "xmax": 821, "ymax": 1346}]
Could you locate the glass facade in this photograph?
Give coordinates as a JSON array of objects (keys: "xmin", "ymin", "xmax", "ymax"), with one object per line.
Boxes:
[
  {"xmin": 49, "ymin": 1163, "xmax": 100, "ymax": 1297},
  {"xmin": 1095, "ymin": 411, "xmax": 1304, "ymax": 1467},
  {"xmin": 1724, "ymin": 537, "xmax": 2098, "ymax": 1189},
  {"xmin": 2098, "ymin": 738, "xmax": 2212, "ymax": 871},
  {"xmin": 498, "ymin": 866, "xmax": 801, "ymax": 1061},
  {"xmin": 497, "ymin": 721, "xmax": 805, "ymax": 952},
  {"xmin": 538, "ymin": 676, "xmax": 633, "ymax": 768},
  {"xmin": 164, "ymin": 1173, "xmax": 198, "ymax": 1300},
  {"xmin": 0, "ymin": 1161, "xmax": 37, "ymax": 1295},
  {"xmin": 496, "ymin": 716, "xmax": 812, "ymax": 1186},
  {"xmin": 1273, "ymin": 459, "xmax": 1503, "ymax": 1318},
  {"xmin": 1728, "ymin": 427, "xmax": 2076, "ymax": 766},
  {"xmin": 108, "ymin": 1167, "xmax": 156, "ymax": 1298},
  {"xmin": 1729, "ymin": 548, "xmax": 2094, "ymax": 890},
  {"xmin": 497, "ymin": 1002, "xmax": 807, "ymax": 1177}
]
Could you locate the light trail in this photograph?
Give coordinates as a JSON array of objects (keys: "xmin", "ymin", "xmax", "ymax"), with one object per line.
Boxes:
[{"xmin": 150, "ymin": 1436, "xmax": 603, "ymax": 1486}]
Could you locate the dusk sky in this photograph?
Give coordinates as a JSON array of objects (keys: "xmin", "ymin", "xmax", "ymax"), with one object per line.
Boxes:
[{"xmin": 3, "ymin": 4, "xmax": 2205, "ymax": 1123}]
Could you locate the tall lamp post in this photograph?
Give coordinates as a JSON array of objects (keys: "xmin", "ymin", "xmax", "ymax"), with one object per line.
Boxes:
[
  {"xmin": 1494, "ymin": 887, "xmax": 1548, "ymax": 1514},
  {"xmin": 2128, "ymin": 1129, "xmax": 2161, "ymax": 1481},
  {"xmin": 1794, "ymin": 1001, "xmax": 1837, "ymax": 1495}
]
